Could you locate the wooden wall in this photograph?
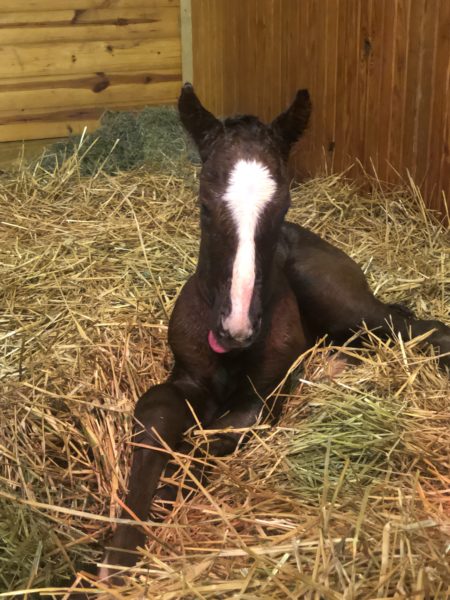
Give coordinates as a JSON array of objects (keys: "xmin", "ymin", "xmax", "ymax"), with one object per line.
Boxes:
[
  {"xmin": 191, "ymin": 0, "xmax": 450, "ymax": 213},
  {"xmin": 0, "ymin": 0, "xmax": 181, "ymax": 142}
]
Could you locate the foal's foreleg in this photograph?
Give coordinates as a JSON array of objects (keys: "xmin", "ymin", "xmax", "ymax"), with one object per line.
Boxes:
[
  {"xmin": 153, "ymin": 393, "xmax": 265, "ymax": 507},
  {"xmin": 101, "ymin": 380, "xmax": 206, "ymax": 578}
]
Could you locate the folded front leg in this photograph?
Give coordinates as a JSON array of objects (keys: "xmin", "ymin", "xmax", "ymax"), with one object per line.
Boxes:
[
  {"xmin": 100, "ymin": 379, "xmax": 208, "ymax": 581},
  {"xmin": 152, "ymin": 392, "xmax": 265, "ymax": 510}
]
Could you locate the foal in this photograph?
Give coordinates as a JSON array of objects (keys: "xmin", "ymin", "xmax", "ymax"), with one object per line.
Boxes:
[{"xmin": 101, "ymin": 84, "xmax": 450, "ymax": 580}]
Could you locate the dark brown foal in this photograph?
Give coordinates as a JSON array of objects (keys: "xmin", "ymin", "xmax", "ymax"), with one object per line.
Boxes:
[{"xmin": 99, "ymin": 84, "xmax": 449, "ymax": 584}]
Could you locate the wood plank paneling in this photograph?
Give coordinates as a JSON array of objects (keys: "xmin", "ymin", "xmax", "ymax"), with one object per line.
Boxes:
[
  {"xmin": 0, "ymin": 12, "xmax": 179, "ymax": 44},
  {"xmin": 0, "ymin": 95, "xmax": 179, "ymax": 142},
  {"xmin": 0, "ymin": 0, "xmax": 182, "ymax": 141},
  {"xmin": 191, "ymin": 0, "xmax": 450, "ymax": 214},
  {"xmin": 388, "ymin": 1, "xmax": 409, "ymax": 177},
  {"xmin": 428, "ymin": 0, "xmax": 449, "ymax": 209},
  {"xmin": 0, "ymin": 112, "xmax": 100, "ymax": 142},
  {"xmin": 0, "ymin": 7, "xmax": 177, "ymax": 26},
  {"xmin": 324, "ymin": 0, "xmax": 340, "ymax": 173},
  {"xmin": 0, "ymin": 75, "xmax": 180, "ymax": 113},
  {"xmin": 0, "ymin": 11, "xmax": 75, "ymax": 25},
  {"xmin": 0, "ymin": 1, "xmax": 178, "ymax": 12},
  {"xmin": 0, "ymin": 38, "xmax": 180, "ymax": 79}
]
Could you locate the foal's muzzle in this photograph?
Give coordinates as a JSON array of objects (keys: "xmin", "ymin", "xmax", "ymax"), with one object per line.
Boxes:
[{"xmin": 209, "ymin": 317, "xmax": 262, "ymax": 353}]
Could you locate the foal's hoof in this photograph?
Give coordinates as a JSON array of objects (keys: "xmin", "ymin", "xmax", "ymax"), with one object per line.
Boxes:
[
  {"xmin": 97, "ymin": 562, "xmax": 128, "ymax": 586},
  {"xmin": 98, "ymin": 548, "xmax": 139, "ymax": 586},
  {"xmin": 99, "ymin": 525, "xmax": 146, "ymax": 585}
]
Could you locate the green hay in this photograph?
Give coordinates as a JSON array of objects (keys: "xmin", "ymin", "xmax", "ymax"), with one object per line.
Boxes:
[{"xmin": 38, "ymin": 105, "xmax": 200, "ymax": 176}]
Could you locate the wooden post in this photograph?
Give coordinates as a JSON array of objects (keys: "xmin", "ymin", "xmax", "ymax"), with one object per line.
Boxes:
[{"xmin": 180, "ymin": 0, "xmax": 193, "ymax": 84}]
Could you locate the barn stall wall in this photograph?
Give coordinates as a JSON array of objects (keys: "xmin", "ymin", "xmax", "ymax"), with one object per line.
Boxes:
[
  {"xmin": 190, "ymin": 0, "xmax": 450, "ymax": 214},
  {"xmin": 0, "ymin": 0, "xmax": 181, "ymax": 142}
]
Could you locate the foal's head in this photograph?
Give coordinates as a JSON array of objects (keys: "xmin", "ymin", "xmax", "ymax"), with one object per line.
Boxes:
[{"xmin": 178, "ymin": 84, "xmax": 311, "ymax": 353}]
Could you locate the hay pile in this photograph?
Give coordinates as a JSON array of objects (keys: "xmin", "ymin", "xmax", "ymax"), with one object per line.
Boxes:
[
  {"xmin": 0, "ymin": 149, "xmax": 449, "ymax": 598},
  {"xmin": 38, "ymin": 106, "xmax": 199, "ymax": 176}
]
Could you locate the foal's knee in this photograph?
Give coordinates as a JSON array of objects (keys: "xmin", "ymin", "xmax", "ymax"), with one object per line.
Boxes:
[
  {"xmin": 135, "ymin": 383, "xmax": 185, "ymax": 420},
  {"xmin": 133, "ymin": 383, "xmax": 192, "ymax": 447}
]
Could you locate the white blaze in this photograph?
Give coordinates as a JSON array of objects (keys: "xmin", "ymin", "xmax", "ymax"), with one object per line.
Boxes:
[{"xmin": 222, "ymin": 159, "xmax": 276, "ymax": 340}]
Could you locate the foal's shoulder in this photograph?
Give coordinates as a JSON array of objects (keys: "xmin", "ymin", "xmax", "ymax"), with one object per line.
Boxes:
[
  {"xmin": 281, "ymin": 221, "xmax": 324, "ymax": 245},
  {"xmin": 281, "ymin": 221, "xmax": 349, "ymax": 256},
  {"xmin": 276, "ymin": 221, "xmax": 323, "ymax": 265}
]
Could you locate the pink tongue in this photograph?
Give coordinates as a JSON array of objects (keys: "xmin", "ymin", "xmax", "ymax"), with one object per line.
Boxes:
[{"xmin": 208, "ymin": 330, "xmax": 228, "ymax": 354}]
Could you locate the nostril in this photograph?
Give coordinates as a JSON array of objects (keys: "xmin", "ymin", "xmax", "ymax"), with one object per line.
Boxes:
[
  {"xmin": 220, "ymin": 319, "xmax": 256, "ymax": 345},
  {"xmin": 217, "ymin": 322, "xmax": 231, "ymax": 342},
  {"xmin": 231, "ymin": 328, "xmax": 254, "ymax": 344}
]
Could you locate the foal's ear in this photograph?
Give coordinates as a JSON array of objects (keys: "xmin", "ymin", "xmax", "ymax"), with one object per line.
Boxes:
[
  {"xmin": 178, "ymin": 83, "xmax": 223, "ymax": 162},
  {"xmin": 270, "ymin": 89, "xmax": 312, "ymax": 160}
]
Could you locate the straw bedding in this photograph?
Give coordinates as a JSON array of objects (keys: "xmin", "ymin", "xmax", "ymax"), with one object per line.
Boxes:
[{"xmin": 0, "ymin": 144, "xmax": 449, "ymax": 598}]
